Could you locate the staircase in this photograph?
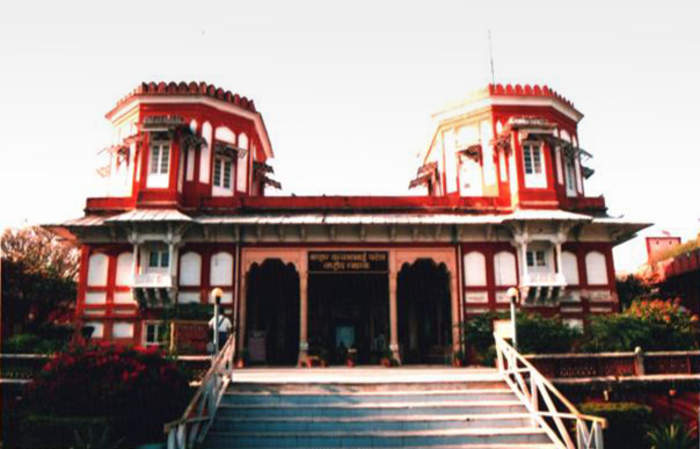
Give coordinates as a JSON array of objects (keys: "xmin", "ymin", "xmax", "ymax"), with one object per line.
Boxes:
[{"xmin": 201, "ymin": 368, "xmax": 557, "ymax": 448}]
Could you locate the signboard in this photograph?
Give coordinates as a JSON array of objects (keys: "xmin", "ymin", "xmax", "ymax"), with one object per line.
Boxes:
[{"xmin": 308, "ymin": 251, "xmax": 388, "ymax": 273}]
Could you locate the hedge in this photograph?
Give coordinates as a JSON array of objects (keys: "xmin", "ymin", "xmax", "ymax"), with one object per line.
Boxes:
[{"xmin": 579, "ymin": 401, "xmax": 653, "ymax": 449}]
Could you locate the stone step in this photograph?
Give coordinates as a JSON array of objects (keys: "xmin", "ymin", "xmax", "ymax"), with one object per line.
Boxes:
[
  {"xmin": 225, "ymin": 445, "xmax": 557, "ymax": 449},
  {"xmin": 221, "ymin": 389, "xmax": 517, "ymax": 406},
  {"xmin": 217, "ymin": 400, "xmax": 528, "ymax": 418},
  {"xmin": 203, "ymin": 427, "xmax": 551, "ymax": 448},
  {"xmin": 211, "ymin": 413, "xmax": 534, "ymax": 433},
  {"xmin": 229, "ymin": 380, "xmax": 507, "ymax": 393}
]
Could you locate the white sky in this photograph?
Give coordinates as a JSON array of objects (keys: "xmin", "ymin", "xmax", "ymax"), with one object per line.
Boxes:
[{"xmin": 1, "ymin": 0, "xmax": 698, "ymax": 272}]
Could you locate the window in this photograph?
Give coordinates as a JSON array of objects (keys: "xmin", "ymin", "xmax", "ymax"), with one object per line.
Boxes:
[
  {"xmin": 213, "ymin": 155, "xmax": 232, "ymax": 189},
  {"xmin": 149, "ymin": 142, "xmax": 170, "ymax": 175},
  {"xmin": 143, "ymin": 322, "xmax": 163, "ymax": 346},
  {"xmin": 523, "ymin": 144, "xmax": 542, "ymax": 175},
  {"xmin": 522, "ymin": 142, "xmax": 547, "ymax": 188},
  {"xmin": 565, "ymin": 158, "xmax": 577, "ymax": 196},
  {"xmin": 149, "ymin": 251, "xmax": 169, "ymax": 268},
  {"xmin": 526, "ymin": 250, "xmax": 547, "ymax": 267}
]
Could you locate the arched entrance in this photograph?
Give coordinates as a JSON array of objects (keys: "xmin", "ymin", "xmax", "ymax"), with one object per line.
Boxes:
[
  {"xmin": 397, "ymin": 259, "xmax": 452, "ymax": 364},
  {"xmin": 244, "ymin": 259, "xmax": 300, "ymax": 365}
]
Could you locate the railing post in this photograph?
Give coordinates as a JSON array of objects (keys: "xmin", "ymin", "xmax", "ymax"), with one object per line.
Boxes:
[
  {"xmin": 530, "ymin": 374, "xmax": 539, "ymax": 427},
  {"xmin": 634, "ymin": 346, "xmax": 645, "ymax": 375},
  {"xmin": 496, "ymin": 340, "xmax": 504, "ymax": 372},
  {"xmin": 594, "ymin": 421, "xmax": 604, "ymax": 449}
]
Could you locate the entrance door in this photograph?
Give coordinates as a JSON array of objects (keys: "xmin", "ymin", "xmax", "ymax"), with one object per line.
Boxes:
[
  {"xmin": 397, "ymin": 259, "xmax": 452, "ymax": 364},
  {"xmin": 244, "ymin": 259, "xmax": 300, "ymax": 365},
  {"xmin": 308, "ymin": 273, "xmax": 388, "ymax": 364}
]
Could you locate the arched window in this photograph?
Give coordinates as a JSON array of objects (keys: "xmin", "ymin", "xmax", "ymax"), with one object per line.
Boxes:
[
  {"xmin": 494, "ymin": 251, "xmax": 517, "ymax": 286},
  {"xmin": 585, "ymin": 251, "xmax": 608, "ymax": 285},
  {"xmin": 199, "ymin": 122, "xmax": 212, "ymax": 183},
  {"xmin": 115, "ymin": 252, "xmax": 133, "ymax": 286},
  {"xmin": 562, "ymin": 251, "xmax": 579, "ymax": 285},
  {"xmin": 210, "ymin": 252, "xmax": 233, "ymax": 286},
  {"xmin": 87, "ymin": 253, "xmax": 108, "ymax": 286},
  {"xmin": 463, "ymin": 251, "xmax": 486, "ymax": 286},
  {"xmin": 179, "ymin": 252, "xmax": 202, "ymax": 286},
  {"xmin": 214, "ymin": 126, "xmax": 236, "ymax": 143},
  {"xmin": 238, "ymin": 133, "xmax": 249, "ymax": 150}
]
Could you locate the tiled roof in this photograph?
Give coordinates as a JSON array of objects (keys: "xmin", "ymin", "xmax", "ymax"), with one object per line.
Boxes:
[
  {"xmin": 112, "ymin": 81, "xmax": 257, "ymax": 114},
  {"xmin": 488, "ymin": 83, "xmax": 575, "ymax": 109}
]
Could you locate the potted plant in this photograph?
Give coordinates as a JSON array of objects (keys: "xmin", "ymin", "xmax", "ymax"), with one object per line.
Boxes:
[
  {"xmin": 380, "ymin": 349, "xmax": 398, "ymax": 367},
  {"xmin": 452, "ymin": 350, "xmax": 465, "ymax": 367},
  {"xmin": 345, "ymin": 348, "xmax": 357, "ymax": 367},
  {"xmin": 235, "ymin": 348, "xmax": 248, "ymax": 368}
]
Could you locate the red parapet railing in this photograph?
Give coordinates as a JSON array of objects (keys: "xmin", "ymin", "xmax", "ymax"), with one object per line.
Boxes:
[
  {"xmin": 85, "ymin": 196, "xmax": 136, "ymax": 211},
  {"xmin": 564, "ymin": 196, "xmax": 606, "ymax": 212},
  {"xmin": 526, "ymin": 350, "xmax": 700, "ymax": 379}
]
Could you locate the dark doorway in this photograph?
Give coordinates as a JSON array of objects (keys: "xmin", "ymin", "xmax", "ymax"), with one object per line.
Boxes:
[
  {"xmin": 397, "ymin": 259, "xmax": 452, "ymax": 364},
  {"xmin": 245, "ymin": 259, "xmax": 300, "ymax": 365},
  {"xmin": 308, "ymin": 273, "xmax": 388, "ymax": 365}
]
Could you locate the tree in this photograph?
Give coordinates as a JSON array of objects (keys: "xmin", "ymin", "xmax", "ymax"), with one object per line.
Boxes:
[
  {"xmin": 616, "ymin": 273, "xmax": 654, "ymax": 310},
  {"xmin": 1, "ymin": 226, "xmax": 79, "ymax": 280},
  {"xmin": 1, "ymin": 226, "xmax": 79, "ymax": 339}
]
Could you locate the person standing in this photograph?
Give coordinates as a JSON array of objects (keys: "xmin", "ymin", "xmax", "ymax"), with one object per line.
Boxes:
[{"xmin": 208, "ymin": 314, "xmax": 233, "ymax": 350}]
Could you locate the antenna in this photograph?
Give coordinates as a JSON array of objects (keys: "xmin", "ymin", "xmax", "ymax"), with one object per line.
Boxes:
[{"xmin": 488, "ymin": 30, "xmax": 495, "ymax": 84}]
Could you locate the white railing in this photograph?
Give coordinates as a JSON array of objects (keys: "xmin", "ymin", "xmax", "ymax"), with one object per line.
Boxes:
[
  {"xmin": 523, "ymin": 271, "xmax": 567, "ymax": 286},
  {"xmin": 134, "ymin": 272, "xmax": 173, "ymax": 288},
  {"xmin": 164, "ymin": 334, "xmax": 236, "ymax": 449},
  {"xmin": 494, "ymin": 334, "xmax": 606, "ymax": 449}
]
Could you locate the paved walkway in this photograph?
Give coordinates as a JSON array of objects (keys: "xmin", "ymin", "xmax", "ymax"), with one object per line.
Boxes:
[{"xmin": 231, "ymin": 366, "xmax": 499, "ymax": 384}]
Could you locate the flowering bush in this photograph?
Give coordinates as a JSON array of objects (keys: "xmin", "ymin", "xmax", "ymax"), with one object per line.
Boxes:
[
  {"xmin": 26, "ymin": 343, "xmax": 190, "ymax": 444},
  {"xmin": 583, "ymin": 299, "xmax": 699, "ymax": 352}
]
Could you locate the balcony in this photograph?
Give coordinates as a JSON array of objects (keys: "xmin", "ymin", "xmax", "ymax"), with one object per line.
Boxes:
[
  {"xmin": 132, "ymin": 273, "xmax": 174, "ymax": 308},
  {"xmin": 521, "ymin": 272, "xmax": 567, "ymax": 304}
]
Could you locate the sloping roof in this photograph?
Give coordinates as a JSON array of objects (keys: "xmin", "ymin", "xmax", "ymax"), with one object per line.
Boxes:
[
  {"xmin": 104, "ymin": 209, "xmax": 192, "ymax": 223},
  {"xmin": 196, "ymin": 213, "xmax": 505, "ymax": 226},
  {"xmin": 506, "ymin": 209, "xmax": 593, "ymax": 222}
]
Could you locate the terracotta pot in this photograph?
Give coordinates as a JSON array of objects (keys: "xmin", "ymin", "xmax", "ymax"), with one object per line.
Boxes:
[
  {"xmin": 380, "ymin": 357, "xmax": 391, "ymax": 367},
  {"xmin": 346, "ymin": 358, "xmax": 355, "ymax": 367}
]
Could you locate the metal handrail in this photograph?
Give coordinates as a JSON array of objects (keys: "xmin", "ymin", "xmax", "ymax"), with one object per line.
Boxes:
[
  {"xmin": 164, "ymin": 333, "xmax": 236, "ymax": 449},
  {"xmin": 494, "ymin": 334, "xmax": 606, "ymax": 449}
]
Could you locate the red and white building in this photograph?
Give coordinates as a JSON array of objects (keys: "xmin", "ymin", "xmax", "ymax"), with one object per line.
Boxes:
[{"xmin": 52, "ymin": 81, "xmax": 649, "ymax": 365}]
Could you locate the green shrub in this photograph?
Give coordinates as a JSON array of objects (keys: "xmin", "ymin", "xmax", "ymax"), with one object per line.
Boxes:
[
  {"xmin": 3, "ymin": 333, "xmax": 42, "ymax": 353},
  {"xmin": 583, "ymin": 299, "xmax": 699, "ymax": 352},
  {"xmin": 579, "ymin": 401, "xmax": 653, "ymax": 449},
  {"xmin": 646, "ymin": 418, "xmax": 698, "ymax": 449},
  {"xmin": 515, "ymin": 313, "xmax": 582, "ymax": 354},
  {"xmin": 462, "ymin": 312, "xmax": 581, "ymax": 362},
  {"xmin": 17, "ymin": 415, "xmax": 115, "ymax": 449}
]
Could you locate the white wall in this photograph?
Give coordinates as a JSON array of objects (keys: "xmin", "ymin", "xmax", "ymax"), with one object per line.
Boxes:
[
  {"xmin": 115, "ymin": 252, "xmax": 133, "ymax": 286},
  {"xmin": 463, "ymin": 251, "xmax": 486, "ymax": 286},
  {"xmin": 113, "ymin": 322, "xmax": 134, "ymax": 338},
  {"xmin": 562, "ymin": 251, "xmax": 579, "ymax": 284},
  {"xmin": 585, "ymin": 251, "xmax": 608, "ymax": 285},
  {"xmin": 179, "ymin": 252, "xmax": 202, "ymax": 286},
  {"xmin": 199, "ymin": 122, "xmax": 212, "ymax": 183},
  {"xmin": 494, "ymin": 251, "xmax": 517, "ymax": 286},
  {"xmin": 87, "ymin": 253, "xmax": 108, "ymax": 286},
  {"xmin": 210, "ymin": 252, "xmax": 233, "ymax": 286},
  {"xmin": 237, "ymin": 133, "xmax": 249, "ymax": 193}
]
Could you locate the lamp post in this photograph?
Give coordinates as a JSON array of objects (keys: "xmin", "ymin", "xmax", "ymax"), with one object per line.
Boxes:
[
  {"xmin": 506, "ymin": 287, "xmax": 521, "ymax": 350},
  {"xmin": 211, "ymin": 287, "xmax": 223, "ymax": 354}
]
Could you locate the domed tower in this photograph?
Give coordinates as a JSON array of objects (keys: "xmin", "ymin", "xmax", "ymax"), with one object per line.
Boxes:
[
  {"xmin": 94, "ymin": 81, "xmax": 279, "ymax": 211},
  {"xmin": 412, "ymin": 83, "xmax": 600, "ymax": 213}
]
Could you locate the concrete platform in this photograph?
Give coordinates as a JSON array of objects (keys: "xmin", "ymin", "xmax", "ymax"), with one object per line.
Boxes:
[{"xmin": 231, "ymin": 366, "xmax": 500, "ymax": 384}]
